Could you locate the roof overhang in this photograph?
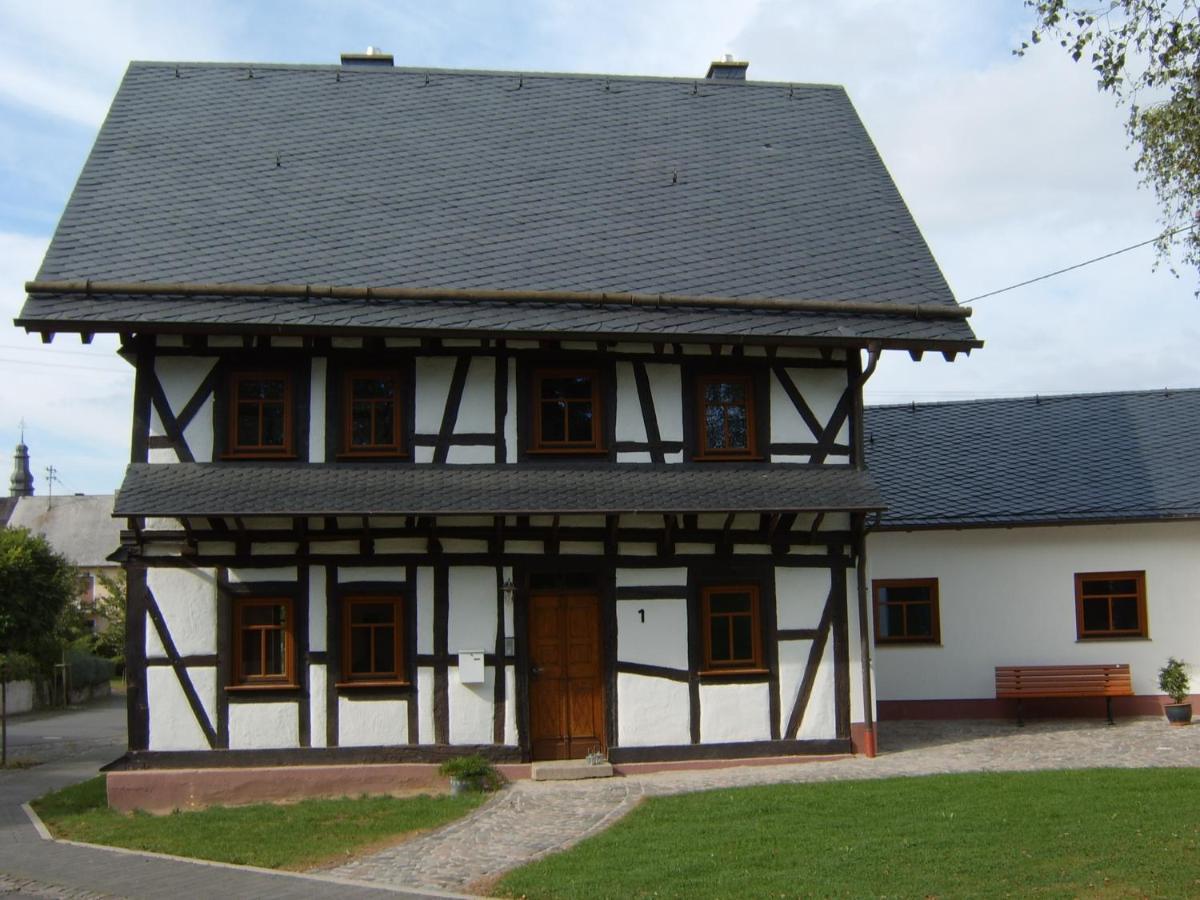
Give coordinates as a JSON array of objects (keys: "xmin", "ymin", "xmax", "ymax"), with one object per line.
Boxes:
[{"xmin": 113, "ymin": 462, "xmax": 886, "ymax": 518}]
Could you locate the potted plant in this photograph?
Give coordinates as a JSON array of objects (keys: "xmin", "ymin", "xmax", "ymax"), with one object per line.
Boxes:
[
  {"xmin": 1158, "ymin": 657, "xmax": 1192, "ymax": 725},
  {"xmin": 438, "ymin": 754, "xmax": 504, "ymax": 794}
]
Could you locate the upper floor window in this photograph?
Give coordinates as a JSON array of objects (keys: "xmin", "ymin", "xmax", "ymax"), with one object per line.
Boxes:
[
  {"xmin": 700, "ymin": 585, "xmax": 765, "ymax": 674},
  {"xmin": 1075, "ymin": 571, "xmax": 1147, "ymax": 639},
  {"xmin": 341, "ymin": 596, "xmax": 406, "ymax": 685},
  {"xmin": 342, "ymin": 371, "xmax": 404, "ymax": 457},
  {"xmin": 232, "ymin": 597, "xmax": 296, "ymax": 688},
  {"xmin": 229, "ymin": 372, "xmax": 293, "ymax": 457},
  {"xmin": 873, "ymin": 578, "xmax": 940, "ymax": 644},
  {"xmin": 696, "ymin": 374, "xmax": 758, "ymax": 459},
  {"xmin": 531, "ymin": 369, "xmax": 604, "ymax": 453}
]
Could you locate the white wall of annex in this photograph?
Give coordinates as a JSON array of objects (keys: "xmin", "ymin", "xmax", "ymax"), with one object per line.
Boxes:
[
  {"xmin": 339, "ymin": 696, "xmax": 409, "ymax": 746},
  {"xmin": 868, "ymin": 522, "xmax": 1200, "ymax": 700},
  {"xmin": 699, "ymin": 682, "xmax": 771, "ymax": 743},
  {"xmin": 617, "ymin": 673, "xmax": 691, "ymax": 746},
  {"xmin": 228, "ymin": 702, "xmax": 299, "ymax": 749}
]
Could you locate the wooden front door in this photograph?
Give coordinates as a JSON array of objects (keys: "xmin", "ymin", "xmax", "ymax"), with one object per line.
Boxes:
[{"xmin": 528, "ymin": 591, "xmax": 605, "ymax": 760}]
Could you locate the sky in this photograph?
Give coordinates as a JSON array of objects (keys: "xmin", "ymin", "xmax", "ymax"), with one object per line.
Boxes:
[{"xmin": 0, "ymin": 0, "xmax": 1197, "ymax": 494}]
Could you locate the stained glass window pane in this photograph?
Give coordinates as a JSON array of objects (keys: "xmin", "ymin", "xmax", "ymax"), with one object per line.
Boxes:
[
  {"xmin": 351, "ymin": 401, "xmax": 372, "ymax": 445},
  {"xmin": 237, "ymin": 405, "xmax": 260, "ymax": 446},
  {"xmin": 541, "ymin": 402, "xmax": 566, "ymax": 442},
  {"xmin": 727, "ymin": 405, "xmax": 748, "ymax": 448},
  {"xmin": 705, "ymin": 407, "xmax": 726, "ymax": 449},
  {"xmin": 567, "ymin": 403, "xmax": 594, "ymax": 441},
  {"xmin": 261, "ymin": 405, "xmax": 286, "ymax": 446},
  {"xmin": 354, "ymin": 377, "xmax": 393, "ymax": 400},
  {"xmin": 374, "ymin": 406, "xmax": 395, "ymax": 444}
]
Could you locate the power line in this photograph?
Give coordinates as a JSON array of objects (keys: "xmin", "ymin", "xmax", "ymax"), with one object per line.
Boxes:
[
  {"xmin": 962, "ymin": 224, "xmax": 1195, "ymax": 304},
  {"xmin": 0, "ymin": 357, "xmax": 129, "ymax": 375}
]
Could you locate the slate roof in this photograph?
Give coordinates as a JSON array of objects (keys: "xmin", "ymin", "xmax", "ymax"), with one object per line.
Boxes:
[
  {"xmin": 19, "ymin": 61, "xmax": 977, "ymax": 350},
  {"xmin": 6, "ymin": 495, "xmax": 122, "ymax": 567},
  {"xmin": 864, "ymin": 389, "xmax": 1200, "ymax": 528},
  {"xmin": 112, "ymin": 462, "xmax": 884, "ymax": 517},
  {"xmin": 0, "ymin": 497, "xmax": 16, "ymax": 527}
]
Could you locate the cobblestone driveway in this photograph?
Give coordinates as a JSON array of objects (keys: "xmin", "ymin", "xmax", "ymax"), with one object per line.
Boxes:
[{"xmin": 322, "ymin": 716, "xmax": 1200, "ymax": 894}]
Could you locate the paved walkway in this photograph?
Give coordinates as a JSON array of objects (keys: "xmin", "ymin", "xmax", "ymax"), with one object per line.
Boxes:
[
  {"xmin": 324, "ymin": 716, "xmax": 1200, "ymax": 893},
  {"xmin": 0, "ymin": 698, "xmax": 449, "ymax": 899}
]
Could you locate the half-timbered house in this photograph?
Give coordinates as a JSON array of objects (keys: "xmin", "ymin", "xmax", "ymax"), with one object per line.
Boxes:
[{"xmin": 17, "ymin": 53, "xmax": 979, "ymax": 788}]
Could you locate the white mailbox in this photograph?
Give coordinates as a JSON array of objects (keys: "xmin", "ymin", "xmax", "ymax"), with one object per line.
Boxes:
[{"xmin": 458, "ymin": 651, "xmax": 486, "ymax": 684}]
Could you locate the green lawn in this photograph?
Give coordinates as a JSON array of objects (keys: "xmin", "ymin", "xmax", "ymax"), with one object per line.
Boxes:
[
  {"xmin": 496, "ymin": 768, "xmax": 1200, "ymax": 899},
  {"xmin": 33, "ymin": 777, "xmax": 485, "ymax": 870}
]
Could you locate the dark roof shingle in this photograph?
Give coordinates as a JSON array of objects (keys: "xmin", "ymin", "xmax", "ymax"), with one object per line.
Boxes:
[
  {"xmin": 113, "ymin": 462, "xmax": 884, "ymax": 517},
  {"xmin": 865, "ymin": 389, "xmax": 1200, "ymax": 528},
  {"xmin": 20, "ymin": 62, "xmax": 976, "ymax": 348}
]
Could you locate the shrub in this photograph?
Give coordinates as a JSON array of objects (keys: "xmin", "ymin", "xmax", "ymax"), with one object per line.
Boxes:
[
  {"xmin": 437, "ymin": 754, "xmax": 504, "ymax": 792},
  {"xmin": 65, "ymin": 648, "xmax": 115, "ymax": 689},
  {"xmin": 1158, "ymin": 657, "xmax": 1191, "ymax": 705},
  {"xmin": 0, "ymin": 652, "xmax": 39, "ymax": 683}
]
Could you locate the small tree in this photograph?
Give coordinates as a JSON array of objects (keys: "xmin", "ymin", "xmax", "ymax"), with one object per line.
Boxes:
[
  {"xmin": 1158, "ymin": 657, "xmax": 1191, "ymax": 704},
  {"xmin": 0, "ymin": 527, "xmax": 78, "ymax": 669},
  {"xmin": 91, "ymin": 570, "xmax": 127, "ymax": 673}
]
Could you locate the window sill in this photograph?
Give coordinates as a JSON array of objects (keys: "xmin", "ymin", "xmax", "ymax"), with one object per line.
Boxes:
[
  {"xmin": 524, "ymin": 447, "xmax": 609, "ymax": 456},
  {"xmin": 221, "ymin": 452, "xmax": 298, "ymax": 461},
  {"xmin": 698, "ymin": 667, "xmax": 769, "ymax": 677},
  {"xmin": 1075, "ymin": 635, "xmax": 1151, "ymax": 642},
  {"xmin": 225, "ymin": 683, "xmax": 300, "ymax": 693},
  {"xmin": 335, "ymin": 680, "xmax": 411, "ymax": 689},
  {"xmin": 335, "ymin": 451, "xmax": 410, "ymax": 460}
]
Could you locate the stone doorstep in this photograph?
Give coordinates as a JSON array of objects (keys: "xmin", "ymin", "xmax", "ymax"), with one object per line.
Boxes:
[{"xmin": 530, "ymin": 759, "xmax": 615, "ymax": 781}]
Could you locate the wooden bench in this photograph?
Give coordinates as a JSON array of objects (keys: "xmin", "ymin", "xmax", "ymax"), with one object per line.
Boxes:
[{"xmin": 995, "ymin": 664, "xmax": 1133, "ymax": 725}]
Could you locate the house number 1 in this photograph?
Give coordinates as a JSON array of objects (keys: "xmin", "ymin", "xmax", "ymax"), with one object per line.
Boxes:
[{"xmin": 638, "ymin": 609, "xmax": 645, "ymax": 623}]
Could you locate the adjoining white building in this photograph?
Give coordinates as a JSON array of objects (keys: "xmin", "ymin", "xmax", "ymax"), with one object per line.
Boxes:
[{"xmin": 866, "ymin": 388, "xmax": 1200, "ymax": 719}]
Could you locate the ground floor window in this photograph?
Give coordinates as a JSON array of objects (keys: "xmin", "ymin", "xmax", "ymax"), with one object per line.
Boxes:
[
  {"xmin": 872, "ymin": 578, "xmax": 940, "ymax": 644},
  {"xmin": 232, "ymin": 597, "xmax": 296, "ymax": 687},
  {"xmin": 341, "ymin": 596, "xmax": 406, "ymax": 684},
  {"xmin": 700, "ymin": 585, "xmax": 764, "ymax": 673},
  {"xmin": 1075, "ymin": 571, "xmax": 1147, "ymax": 639}
]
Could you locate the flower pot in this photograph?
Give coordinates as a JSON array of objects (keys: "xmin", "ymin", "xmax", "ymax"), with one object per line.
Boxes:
[{"xmin": 1164, "ymin": 703, "xmax": 1192, "ymax": 726}]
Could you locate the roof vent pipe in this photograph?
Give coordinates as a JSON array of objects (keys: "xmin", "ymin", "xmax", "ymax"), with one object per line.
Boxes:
[
  {"xmin": 340, "ymin": 47, "xmax": 395, "ymax": 67},
  {"xmin": 705, "ymin": 55, "xmax": 749, "ymax": 80}
]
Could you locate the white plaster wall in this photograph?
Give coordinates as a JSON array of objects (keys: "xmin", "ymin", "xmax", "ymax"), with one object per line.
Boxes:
[
  {"xmin": 339, "ymin": 697, "xmax": 409, "ymax": 746},
  {"xmin": 417, "ymin": 567, "xmax": 434, "ymax": 655},
  {"xmin": 449, "ymin": 669, "xmax": 495, "ymax": 744},
  {"xmin": 448, "ymin": 567, "xmax": 495, "ymax": 652},
  {"xmin": 147, "ymin": 666, "xmax": 217, "ymax": 751},
  {"xmin": 155, "ymin": 357, "xmax": 216, "ymax": 462},
  {"xmin": 504, "ymin": 666, "xmax": 518, "ymax": 745},
  {"xmin": 770, "ymin": 366, "xmax": 848, "ymax": 457},
  {"xmin": 147, "ymin": 568, "xmax": 217, "ymax": 657},
  {"xmin": 447, "ymin": 445, "xmax": 496, "ymax": 464},
  {"xmin": 337, "ymin": 566, "xmax": 406, "ymax": 583},
  {"xmin": 777, "ymin": 638, "xmax": 811, "ymax": 737},
  {"xmin": 617, "ymin": 673, "xmax": 690, "ymax": 746},
  {"xmin": 796, "ymin": 638, "xmax": 838, "ymax": 740},
  {"xmin": 415, "ymin": 356, "xmax": 456, "ymax": 437},
  {"xmin": 616, "ymin": 567, "xmax": 688, "ymax": 588},
  {"xmin": 309, "ymin": 664, "xmax": 327, "ymax": 747},
  {"xmin": 455, "ymin": 356, "xmax": 494, "ymax": 435},
  {"xmin": 615, "ymin": 361, "xmax": 648, "ymax": 463},
  {"xmin": 775, "ymin": 567, "xmax": 829, "ymax": 630},
  {"xmin": 616, "ymin": 598, "xmax": 688, "ymax": 670},
  {"xmin": 228, "ymin": 701, "xmax": 299, "ymax": 749},
  {"xmin": 227, "ymin": 567, "xmax": 297, "ymax": 583},
  {"xmin": 699, "ymin": 682, "xmax": 771, "ymax": 743},
  {"xmin": 309, "ymin": 566, "xmax": 327, "ymax": 652},
  {"xmin": 868, "ymin": 522, "xmax": 1200, "ymax": 700},
  {"xmin": 646, "ymin": 363, "xmax": 682, "ymax": 455},
  {"xmin": 770, "ymin": 370, "xmax": 816, "ymax": 446},
  {"xmin": 505, "ymin": 358, "xmax": 518, "ymax": 463},
  {"xmin": 417, "ymin": 667, "xmax": 435, "ymax": 743},
  {"xmin": 309, "ymin": 358, "xmax": 326, "ymax": 462}
]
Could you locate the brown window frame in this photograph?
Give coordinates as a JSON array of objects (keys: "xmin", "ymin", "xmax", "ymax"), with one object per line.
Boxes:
[
  {"xmin": 694, "ymin": 373, "xmax": 759, "ymax": 460},
  {"xmin": 226, "ymin": 371, "xmax": 295, "ymax": 459},
  {"xmin": 1075, "ymin": 570, "xmax": 1148, "ymax": 639},
  {"xmin": 872, "ymin": 578, "xmax": 941, "ymax": 645},
  {"xmin": 230, "ymin": 597, "xmax": 297, "ymax": 689},
  {"xmin": 529, "ymin": 368, "xmax": 606, "ymax": 454},
  {"xmin": 339, "ymin": 596, "xmax": 407, "ymax": 687},
  {"xmin": 340, "ymin": 370, "xmax": 405, "ymax": 458},
  {"xmin": 700, "ymin": 584, "xmax": 765, "ymax": 675}
]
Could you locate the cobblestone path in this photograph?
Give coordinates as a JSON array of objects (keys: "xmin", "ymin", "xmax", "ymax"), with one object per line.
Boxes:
[{"xmin": 321, "ymin": 716, "xmax": 1200, "ymax": 893}]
